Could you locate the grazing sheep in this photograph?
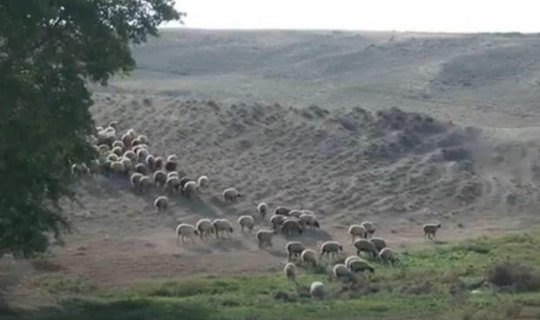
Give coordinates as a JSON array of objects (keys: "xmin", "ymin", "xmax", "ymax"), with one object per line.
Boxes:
[
  {"xmin": 344, "ymin": 255, "xmax": 361, "ymax": 267},
  {"xmin": 120, "ymin": 157, "xmax": 133, "ymax": 172},
  {"xmin": 106, "ymin": 153, "xmax": 119, "ymax": 162},
  {"xmin": 370, "ymin": 237, "xmax": 387, "ymax": 253},
  {"xmin": 196, "ymin": 219, "xmax": 214, "ymax": 239},
  {"xmin": 333, "ymin": 264, "xmax": 353, "ymax": 282},
  {"xmin": 353, "ymin": 239, "xmax": 378, "ymax": 258},
  {"xmin": 123, "ymin": 150, "xmax": 137, "ymax": 161},
  {"xmin": 301, "ymin": 249, "xmax": 318, "ymax": 266},
  {"xmin": 269, "ymin": 214, "xmax": 286, "ymax": 229},
  {"xmin": 378, "ymin": 248, "xmax": 397, "ymax": 265},
  {"xmin": 165, "ymin": 176, "xmax": 181, "ymax": 193},
  {"xmin": 153, "ymin": 170, "xmax": 167, "ymax": 187},
  {"xmin": 237, "ymin": 215, "xmax": 255, "ymax": 232},
  {"xmin": 197, "ymin": 175, "xmax": 209, "ymax": 189},
  {"xmin": 112, "ymin": 140, "xmax": 124, "ymax": 150},
  {"xmin": 130, "ymin": 173, "xmax": 143, "ymax": 190},
  {"xmin": 136, "ymin": 134, "xmax": 149, "ymax": 145},
  {"xmin": 182, "ymin": 181, "xmax": 199, "ymax": 198},
  {"xmin": 153, "ymin": 196, "xmax": 168, "ymax": 215},
  {"xmin": 88, "ymin": 159, "xmax": 100, "ymax": 174},
  {"xmin": 361, "ymin": 221, "xmax": 376, "ymax": 237},
  {"xmin": 299, "ymin": 213, "xmax": 320, "ymax": 229},
  {"xmin": 110, "ymin": 161, "xmax": 125, "ymax": 176},
  {"xmin": 175, "ymin": 223, "xmax": 199, "ymax": 244},
  {"xmin": 281, "ymin": 218, "xmax": 304, "ymax": 236},
  {"xmin": 146, "ymin": 155, "xmax": 156, "ymax": 171},
  {"xmin": 97, "ymin": 144, "xmax": 110, "ymax": 153},
  {"xmin": 136, "ymin": 148, "xmax": 149, "ymax": 161},
  {"xmin": 275, "ymin": 206, "xmax": 291, "ymax": 216},
  {"xmin": 138, "ymin": 176, "xmax": 152, "ymax": 193},
  {"xmin": 284, "ymin": 262, "xmax": 297, "ymax": 282},
  {"xmin": 126, "ymin": 128, "xmax": 136, "ymax": 138},
  {"xmin": 289, "ymin": 210, "xmax": 303, "ymax": 218},
  {"xmin": 71, "ymin": 163, "xmax": 89, "ymax": 176},
  {"xmin": 223, "ymin": 187, "xmax": 241, "ymax": 202},
  {"xmin": 257, "ymin": 202, "xmax": 268, "ymax": 219},
  {"xmin": 320, "ymin": 241, "xmax": 343, "ymax": 259},
  {"xmin": 121, "ymin": 133, "xmax": 133, "ymax": 149},
  {"xmin": 132, "ymin": 144, "xmax": 148, "ymax": 154},
  {"xmin": 179, "ymin": 176, "xmax": 193, "ymax": 189},
  {"xmin": 348, "ymin": 258, "xmax": 375, "ymax": 273},
  {"xmin": 286, "ymin": 241, "xmax": 306, "ymax": 261},
  {"xmin": 165, "ymin": 159, "xmax": 177, "ymax": 172},
  {"xmin": 154, "ymin": 157, "xmax": 164, "ymax": 170},
  {"xmin": 166, "ymin": 154, "xmax": 177, "ymax": 163},
  {"xmin": 256, "ymin": 229, "xmax": 278, "ymax": 249},
  {"xmin": 310, "ymin": 281, "xmax": 327, "ymax": 300},
  {"xmin": 349, "ymin": 224, "xmax": 368, "ymax": 242},
  {"xmin": 423, "ymin": 223, "xmax": 441, "ymax": 239},
  {"xmin": 212, "ymin": 219, "xmax": 234, "ymax": 238},
  {"xmin": 135, "ymin": 163, "xmax": 147, "ymax": 175},
  {"xmin": 167, "ymin": 171, "xmax": 179, "ymax": 178},
  {"xmin": 111, "ymin": 146, "xmax": 123, "ymax": 156}
]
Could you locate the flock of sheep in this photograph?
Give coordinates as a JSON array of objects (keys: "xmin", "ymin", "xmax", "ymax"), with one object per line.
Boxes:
[{"xmin": 71, "ymin": 121, "xmax": 443, "ymax": 300}]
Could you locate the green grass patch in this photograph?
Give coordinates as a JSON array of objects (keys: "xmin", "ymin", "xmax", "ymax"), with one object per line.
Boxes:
[{"xmin": 10, "ymin": 231, "xmax": 540, "ymax": 320}]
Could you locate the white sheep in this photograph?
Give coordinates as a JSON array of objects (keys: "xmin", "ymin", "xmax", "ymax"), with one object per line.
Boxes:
[
  {"xmin": 136, "ymin": 148, "xmax": 149, "ymax": 161},
  {"xmin": 166, "ymin": 154, "xmax": 177, "ymax": 163},
  {"xmin": 123, "ymin": 150, "xmax": 137, "ymax": 161},
  {"xmin": 136, "ymin": 134, "xmax": 149, "ymax": 145},
  {"xmin": 135, "ymin": 163, "xmax": 148, "ymax": 175},
  {"xmin": 423, "ymin": 223, "xmax": 441, "ymax": 239},
  {"xmin": 237, "ymin": 215, "xmax": 255, "ymax": 233},
  {"xmin": 310, "ymin": 281, "xmax": 327, "ymax": 300},
  {"xmin": 223, "ymin": 187, "xmax": 242, "ymax": 202},
  {"xmin": 255, "ymin": 229, "xmax": 278, "ymax": 249},
  {"xmin": 175, "ymin": 223, "xmax": 199, "ymax": 244},
  {"xmin": 154, "ymin": 157, "xmax": 164, "ymax": 170},
  {"xmin": 348, "ymin": 258, "xmax": 375, "ymax": 273},
  {"xmin": 165, "ymin": 176, "xmax": 181, "ymax": 193},
  {"xmin": 269, "ymin": 214, "xmax": 286, "ymax": 229},
  {"xmin": 299, "ymin": 213, "xmax": 320, "ymax": 229},
  {"xmin": 112, "ymin": 140, "xmax": 124, "ymax": 150},
  {"xmin": 333, "ymin": 264, "xmax": 353, "ymax": 282},
  {"xmin": 370, "ymin": 237, "xmax": 387, "ymax": 253},
  {"xmin": 361, "ymin": 221, "xmax": 376, "ymax": 237},
  {"xmin": 301, "ymin": 249, "xmax": 318, "ymax": 266},
  {"xmin": 344, "ymin": 255, "xmax": 361, "ymax": 267},
  {"xmin": 281, "ymin": 218, "xmax": 304, "ymax": 235},
  {"xmin": 182, "ymin": 181, "xmax": 199, "ymax": 198},
  {"xmin": 110, "ymin": 161, "xmax": 125, "ymax": 176},
  {"xmin": 212, "ymin": 219, "xmax": 234, "ymax": 238},
  {"xmin": 349, "ymin": 224, "xmax": 367, "ymax": 242},
  {"xmin": 153, "ymin": 170, "xmax": 167, "ymax": 187},
  {"xmin": 138, "ymin": 176, "xmax": 152, "ymax": 193},
  {"xmin": 274, "ymin": 206, "xmax": 291, "ymax": 216},
  {"xmin": 126, "ymin": 128, "xmax": 136, "ymax": 138},
  {"xmin": 121, "ymin": 133, "xmax": 133, "ymax": 149},
  {"xmin": 197, "ymin": 175, "xmax": 209, "ymax": 189},
  {"xmin": 286, "ymin": 241, "xmax": 305, "ymax": 261},
  {"xmin": 167, "ymin": 171, "xmax": 179, "ymax": 178},
  {"xmin": 153, "ymin": 196, "xmax": 168, "ymax": 215},
  {"xmin": 379, "ymin": 248, "xmax": 397, "ymax": 265},
  {"xmin": 106, "ymin": 153, "xmax": 118, "ymax": 162},
  {"xmin": 146, "ymin": 154, "xmax": 156, "ymax": 171},
  {"xmin": 120, "ymin": 157, "xmax": 133, "ymax": 172},
  {"xmin": 196, "ymin": 219, "xmax": 215, "ymax": 239},
  {"xmin": 320, "ymin": 241, "xmax": 343, "ymax": 259},
  {"xmin": 353, "ymin": 238, "xmax": 378, "ymax": 257},
  {"xmin": 130, "ymin": 173, "xmax": 143, "ymax": 190},
  {"xmin": 283, "ymin": 262, "xmax": 297, "ymax": 282},
  {"xmin": 257, "ymin": 202, "xmax": 268, "ymax": 219},
  {"xmin": 289, "ymin": 210, "xmax": 303, "ymax": 218}
]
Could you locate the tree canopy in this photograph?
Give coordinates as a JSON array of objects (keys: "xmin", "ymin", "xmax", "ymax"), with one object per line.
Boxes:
[{"xmin": 0, "ymin": 0, "xmax": 182, "ymax": 256}]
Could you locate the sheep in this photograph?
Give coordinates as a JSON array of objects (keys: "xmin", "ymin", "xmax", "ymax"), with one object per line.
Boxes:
[
  {"xmin": 153, "ymin": 170, "xmax": 167, "ymax": 187},
  {"xmin": 274, "ymin": 206, "xmax": 291, "ymax": 216},
  {"xmin": 237, "ymin": 215, "xmax": 255, "ymax": 233},
  {"xmin": 121, "ymin": 133, "xmax": 133, "ymax": 149},
  {"xmin": 135, "ymin": 163, "xmax": 148, "ymax": 175},
  {"xmin": 257, "ymin": 202, "xmax": 268, "ymax": 219},
  {"xmin": 132, "ymin": 144, "xmax": 148, "ymax": 154},
  {"xmin": 299, "ymin": 213, "xmax": 320, "ymax": 229},
  {"xmin": 289, "ymin": 210, "xmax": 303, "ymax": 218},
  {"xmin": 165, "ymin": 176, "xmax": 181, "ymax": 193},
  {"xmin": 111, "ymin": 146, "xmax": 123, "ymax": 157},
  {"xmin": 281, "ymin": 218, "xmax": 304, "ymax": 236},
  {"xmin": 167, "ymin": 171, "xmax": 179, "ymax": 178},
  {"xmin": 349, "ymin": 224, "xmax": 368, "ymax": 242},
  {"xmin": 71, "ymin": 163, "xmax": 89, "ymax": 176},
  {"xmin": 166, "ymin": 154, "xmax": 177, "ymax": 163},
  {"xmin": 212, "ymin": 219, "xmax": 234, "ymax": 238},
  {"xmin": 120, "ymin": 157, "xmax": 133, "ymax": 172},
  {"xmin": 348, "ymin": 258, "xmax": 375, "ymax": 273},
  {"xmin": 310, "ymin": 281, "xmax": 327, "ymax": 300},
  {"xmin": 123, "ymin": 150, "xmax": 137, "ymax": 161},
  {"xmin": 106, "ymin": 153, "xmax": 119, "ymax": 162},
  {"xmin": 223, "ymin": 187, "xmax": 241, "ymax": 202},
  {"xmin": 320, "ymin": 241, "xmax": 343, "ymax": 259},
  {"xmin": 182, "ymin": 181, "xmax": 199, "ymax": 199},
  {"xmin": 154, "ymin": 157, "xmax": 164, "ymax": 170},
  {"xmin": 283, "ymin": 262, "xmax": 297, "ymax": 282},
  {"xmin": 197, "ymin": 175, "xmax": 209, "ymax": 189},
  {"xmin": 175, "ymin": 223, "xmax": 199, "ymax": 244},
  {"xmin": 286, "ymin": 241, "xmax": 306, "ymax": 261},
  {"xmin": 370, "ymin": 237, "xmax": 387, "ymax": 253},
  {"xmin": 301, "ymin": 249, "xmax": 318, "ymax": 266},
  {"xmin": 97, "ymin": 144, "xmax": 110, "ymax": 154},
  {"xmin": 333, "ymin": 264, "xmax": 353, "ymax": 282},
  {"xmin": 256, "ymin": 229, "xmax": 278, "ymax": 249},
  {"xmin": 138, "ymin": 176, "xmax": 152, "ymax": 193},
  {"xmin": 88, "ymin": 159, "xmax": 100, "ymax": 174},
  {"xmin": 423, "ymin": 223, "xmax": 441, "ymax": 240},
  {"xmin": 353, "ymin": 239, "xmax": 378, "ymax": 258},
  {"xmin": 269, "ymin": 214, "xmax": 286, "ymax": 229},
  {"xmin": 361, "ymin": 221, "xmax": 376, "ymax": 237},
  {"xmin": 130, "ymin": 173, "xmax": 143, "ymax": 190},
  {"xmin": 146, "ymin": 154, "xmax": 156, "ymax": 171},
  {"xmin": 110, "ymin": 161, "xmax": 125, "ymax": 176},
  {"xmin": 112, "ymin": 140, "xmax": 124, "ymax": 150},
  {"xmin": 165, "ymin": 159, "xmax": 177, "ymax": 172},
  {"xmin": 126, "ymin": 128, "xmax": 136, "ymax": 138},
  {"xmin": 379, "ymin": 248, "xmax": 397, "ymax": 265},
  {"xmin": 153, "ymin": 196, "xmax": 168, "ymax": 215},
  {"xmin": 179, "ymin": 176, "xmax": 193, "ymax": 189},
  {"xmin": 136, "ymin": 148, "xmax": 149, "ymax": 161},
  {"xmin": 344, "ymin": 255, "xmax": 361, "ymax": 267},
  {"xmin": 107, "ymin": 120, "xmax": 118, "ymax": 128},
  {"xmin": 136, "ymin": 134, "xmax": 149, "ymax": 145},
  {"xmin": 196, "ymin": 219, "xmax": 215, "ymax": 239}
]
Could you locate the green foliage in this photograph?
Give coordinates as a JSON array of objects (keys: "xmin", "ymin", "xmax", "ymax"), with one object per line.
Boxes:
[{"xmin": 0, "ymin": 0, "xmax": 182, "ymax": 256}]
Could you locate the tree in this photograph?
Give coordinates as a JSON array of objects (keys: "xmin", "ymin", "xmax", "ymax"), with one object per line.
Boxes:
[{"xmin": 0, "ymin": 0, "xmax": 183, "ymax": 257}]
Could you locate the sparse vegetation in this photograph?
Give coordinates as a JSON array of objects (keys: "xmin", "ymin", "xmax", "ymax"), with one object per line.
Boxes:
[{"xmin": 8, "ymin": 232, "xmax": 540, "ymax": 320}]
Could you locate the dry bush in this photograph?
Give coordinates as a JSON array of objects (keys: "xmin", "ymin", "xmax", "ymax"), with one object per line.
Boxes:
[{"xmin": 486, "ymin": 261, "xmax": 540, "ymax": 292}]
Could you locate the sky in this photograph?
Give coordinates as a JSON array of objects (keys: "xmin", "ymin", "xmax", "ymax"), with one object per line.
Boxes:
[{"xmin": 166, "ymin": 0, "xmax": 540, "ymax": 33}]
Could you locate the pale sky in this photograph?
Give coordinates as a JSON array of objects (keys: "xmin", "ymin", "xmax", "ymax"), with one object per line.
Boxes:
[{"xmin": 167, "ymin": 0, "xmax": 540, "ymax": 33}]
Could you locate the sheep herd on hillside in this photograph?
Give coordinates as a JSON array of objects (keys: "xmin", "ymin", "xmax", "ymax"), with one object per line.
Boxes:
[{"xmin": 71, "ymin": 120, "xmax": 443, "ymax": 300}]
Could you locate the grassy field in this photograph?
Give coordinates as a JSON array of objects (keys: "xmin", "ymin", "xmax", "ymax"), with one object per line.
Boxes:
[{"xmin": 7, "ymin": 232, "xmax": 540, "ymax": 320}]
